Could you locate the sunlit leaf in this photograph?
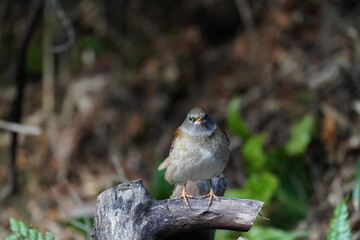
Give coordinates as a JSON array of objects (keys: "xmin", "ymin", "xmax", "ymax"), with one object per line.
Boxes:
[
  {"xmin": 285, "ymin": 114, "xmax": 315, "ymax": 156},
  {"xmin": 226, "ymin": 96, "xmax": 250, "ymax": 139},
  {"xmin": 225, "ymin": 171, "xmax": 279, "ymax": 202},
  {"xmin": 244, "ymin": 225, "xmax": 308, "ymax": 240},
  {"xmin": 242, "ymin": 134, "xmax": 267, "ymax": 173},
  {"xmin": 327, "ymin": 198, "xmax": 352, "ymax": 240},
  {"xmin": 28, "ymin": 229, "xmax": 40, "ymax": 239},
  {"xmin": 18, "ymin": 220, "xmax": 28, "ymax": 237},
  {"xmin": 45, "ymin": 231, "xmax": 58, "ymax": 240},
  {"xmin": 9, "ymin": 218, "xmax": 19, "ymax": 232}
]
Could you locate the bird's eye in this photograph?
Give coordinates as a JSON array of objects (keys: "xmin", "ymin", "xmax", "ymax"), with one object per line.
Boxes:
[{"xmin": 189, "ymin": 116, "xmax": 194, "ymax": 122}]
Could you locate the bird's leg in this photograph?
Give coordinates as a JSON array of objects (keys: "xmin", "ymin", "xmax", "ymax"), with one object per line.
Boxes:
[
  {"xmin": 179, "ymin": 183, "xmax": 193, "ymax": 206},
  {"xmin": 203, "ymin": 179, "xmax": 219, "ymax": 206}
]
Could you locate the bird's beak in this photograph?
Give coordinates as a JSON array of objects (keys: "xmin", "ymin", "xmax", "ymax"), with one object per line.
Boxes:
[{"xmin": 195, "ymin": 117, "xmax": 203, "ymax": 123}]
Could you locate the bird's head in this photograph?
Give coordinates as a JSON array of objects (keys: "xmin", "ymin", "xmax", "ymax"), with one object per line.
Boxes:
[{"xmin": 181, "ymin": 107, "xmax": 217, "ymax": 137}]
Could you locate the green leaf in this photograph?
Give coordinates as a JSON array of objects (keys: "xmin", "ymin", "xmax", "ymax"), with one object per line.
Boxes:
[
  {"xmin": 327, "ymin": 199, "xmax": 352, "ymax": 240},
  {"xmin": 226, "ymin": 96, "xmax": 250, "ymax": 139},
  {"xmin": 18, "ymin": 220, "xmax": 28, "ymax": 237},
  {"xmin": 242, "ymin": 134, "xmax": 267, "ymax": 173},
  {"xmin": 28, "ymin": 229, "xmax": 40, "ymax": 240},
  {"xmin": 285, "ymin": 114, "xmax": 315, "ymax": 156},
  {"xmin": 5, "ymin": 232, "xmax": 21, "ymax": 240},
  {"xmin": 353, "ymin": 158, "xmax": 360, "ymax": 212},
  {"xmin": 6, "ymin": 218, "xmax": 58, "ymax": 240},
  {"xmin": 225, "ymin": 171, "xmax": 279, "ymax": 202},
  {"xmin": 244, "ymin": 225, "xmax": 308, "ymax": 240}
]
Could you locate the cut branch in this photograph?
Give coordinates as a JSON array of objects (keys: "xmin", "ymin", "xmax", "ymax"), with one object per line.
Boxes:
[{"xmin": 93, "ymin": 179, "xmax": 263, "ymax": 240}]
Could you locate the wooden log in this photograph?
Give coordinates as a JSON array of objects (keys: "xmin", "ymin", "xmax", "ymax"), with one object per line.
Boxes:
[{"xmin": 92, "ymin": 178, "xmax": 263, "ymax": 240}]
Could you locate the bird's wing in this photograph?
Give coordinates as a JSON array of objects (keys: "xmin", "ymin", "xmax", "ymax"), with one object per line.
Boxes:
[{"xmin": 169, "ymin": 128, "xmax": 182, "ymax": 154}]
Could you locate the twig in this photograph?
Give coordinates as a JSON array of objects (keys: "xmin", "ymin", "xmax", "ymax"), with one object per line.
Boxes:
[
  {"xmin": 0, "ymin": 119, "xmax": 42, "ymax": 135},
  {"xmin": 8, "ymin": 0, "xmax": 44, "ymax": 196}
]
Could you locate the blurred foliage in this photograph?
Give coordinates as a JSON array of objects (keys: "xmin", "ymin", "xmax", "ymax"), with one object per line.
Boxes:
[
  {"xmin": 214, "ymin": 229, "xmax": 235, "ymax": 240},
  {"xmin": 218, "ymin": 95, "xmax": 317, "ymax": 239},
  {"xmin": 225, "ymin": 172, "xmax": 278, "ymax": 203},
  {"xmin": 327, "ymin": 198, "xmax": 352, "ymax": 240},
  {"xmin": 285, "ymin": 114, "xmax": 316, "ymax": 156},
  {"xmin": 6, "ymin": 218, "xmax": 58, "ymax": 240},
  {"xmin": 242, "ymin": 134, "xmax": 267, "ymax": 173},
  {"xmin": 244, "ymin": 225, "xmax": 308, "ymax": 240},
  {"xmin": 226, "ymin": 96, "xmax": 250, "ymax": 140},
  {"xmin": 215, "ymin": 223, "xmax": 307, "ymax": 240},
  {"xmin": 64, "ymin": 217, "xmax": 93, "ymax": 240}
]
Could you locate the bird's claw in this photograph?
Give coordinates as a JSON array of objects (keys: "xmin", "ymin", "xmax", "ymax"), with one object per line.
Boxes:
[
  {"xmin": 179, "ymin": 186, "xmax": 193, "ymax": 206},
  {"xmin": 179, "ymin": 193, "xmax": 193, "ymax": 206},
  {"xmin": 203, "ymin": 187, "xmax": 218, "ymax": 206}
]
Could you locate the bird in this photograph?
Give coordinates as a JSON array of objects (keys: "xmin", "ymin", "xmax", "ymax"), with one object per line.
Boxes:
[{"xmin": 158, "ymin": 107, "xmax": 229, "ymax": 206}]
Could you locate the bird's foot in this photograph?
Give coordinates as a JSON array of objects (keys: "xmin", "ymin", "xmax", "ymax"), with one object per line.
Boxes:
[
  {"xmin": 203, "ymin": 187, "xmax": 218, "ymax": 206},
  {"xmin": 179, "ymin": 191, "xmax": 193, "ymax": 206}
]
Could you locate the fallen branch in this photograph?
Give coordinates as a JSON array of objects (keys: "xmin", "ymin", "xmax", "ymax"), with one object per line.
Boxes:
[{"xmin": 92, "ymin": 178, "xmax": 263, "ymax": 240}]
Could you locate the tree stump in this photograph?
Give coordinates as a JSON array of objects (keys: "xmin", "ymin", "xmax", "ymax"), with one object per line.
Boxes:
[{"xmin": 92, "ymin": 176, "xmax": 263, "ymax": 240}]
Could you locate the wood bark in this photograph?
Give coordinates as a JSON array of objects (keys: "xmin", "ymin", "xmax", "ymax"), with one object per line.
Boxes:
[{"xmin": 93, "ymin": 176, "xmax": 263, "ymax": 240}]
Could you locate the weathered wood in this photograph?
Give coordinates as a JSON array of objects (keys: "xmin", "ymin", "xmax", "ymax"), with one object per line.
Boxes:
[{"xmin": 93, "ymin": 178, "xmax": 263, "ymax": 240}]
